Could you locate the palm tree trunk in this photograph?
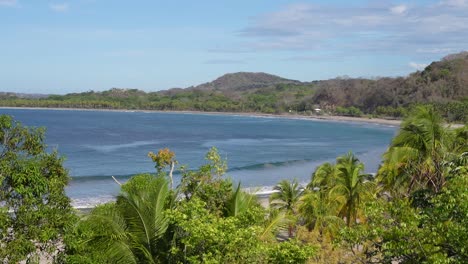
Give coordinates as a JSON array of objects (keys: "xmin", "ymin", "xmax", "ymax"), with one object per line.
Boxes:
[{"xmin": 346, "ymin": 203, "xmax": 352, "ymax": 226}]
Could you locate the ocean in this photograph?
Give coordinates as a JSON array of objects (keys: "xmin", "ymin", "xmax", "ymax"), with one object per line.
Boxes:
[{"xmin": 0, "ymin": 108, "xmax": 397, "ymax": 208}]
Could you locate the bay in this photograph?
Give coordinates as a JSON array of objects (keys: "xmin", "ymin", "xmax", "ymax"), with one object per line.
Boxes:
[{"xmin": 0, "ymin": 108, "xmax": 396, "ymax": 208}]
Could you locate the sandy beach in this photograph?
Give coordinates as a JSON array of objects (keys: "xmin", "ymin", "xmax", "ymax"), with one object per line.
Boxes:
[{"xmin": 0, "ymin": 106, "xmax": 403, "ymax": 126}]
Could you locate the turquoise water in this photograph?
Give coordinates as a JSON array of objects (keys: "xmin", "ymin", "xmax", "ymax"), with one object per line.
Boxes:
[{"xmin": 0, "ymin": 108, "xmax": 396, "ymax": 207}]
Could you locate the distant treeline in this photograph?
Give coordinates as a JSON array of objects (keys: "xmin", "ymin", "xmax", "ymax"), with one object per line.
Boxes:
[
  {"xmin": 1, "ymin": 91, "xmax": 466, "ymax": 122},
  {"xmin": 1, "ymin": 53, "xmax": 468, "ymax": 122}
]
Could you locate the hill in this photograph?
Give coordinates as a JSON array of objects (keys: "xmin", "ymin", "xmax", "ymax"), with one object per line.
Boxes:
[
  {"xmin": 191, "ymin": 72, "xmax": 300, "ymax": 91},
  {"xmin": 159, "ymin": 72, "xmax": 300, "ymax": 96},
  {"xmin": 0, "ymin": 52, "xmax": 467, "ymax": 122}
]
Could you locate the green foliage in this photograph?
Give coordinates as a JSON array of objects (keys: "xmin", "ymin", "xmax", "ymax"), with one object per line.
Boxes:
[
  {"xmin": 298, "ymin": 189, "xmax": 344, "ymax": 237},
  {"xmin": 338, "ymin": 170, "xmax": 468, "ymax": 263},
  {"xmin": 167, "ymin": 197, "xmax": 266, "ymax": 263},
  {"xmin": 270, "ymin": 179, "xmax": 303, "ymax": 214},
  {"xmin": 334, "ymin": 106, "xmax": 363, "ymax": 117},
  {"xmin": 259, "ymin": 208, "xmax": 290, "ymax": 241},
  {"xmin": 266, "ymin": 239, "xmax": 316, "ymax": 264},
  {"xmin": 64, "ymin": 174, "xmax": 171, "ymax": 263},
  {"xmin": 337, "ymin": 198, "xmax": 423, "ymax": 263},
  {"xmin": 2, "ymin": 107, "xmax": 465, "ymax": 263},
  {"xmin": 167, "ymin": 197, "xmax": 315, "ymax": 263},
  {"xmin": 378, "ymin": 106, "xmax": 464, "ymax": 196},
  {"xmin": 64, "ymin": 147, "xmax": 318, "ymax": 263},
  {"xmin": 302, "ymin": 154, "xmax": 375, "ymax": 229},
  {"xmin": 225, "ymin": 182, "xmax": 259, "ymax": 218},
  {"xmin": 332, "ymin": 153, "xmax": 375, "ymax": 226},
  {"xmin": 336, "ymin": 116, "xmax": 467, "ymax": 264},
  {"xmin": 179, "ymin": 147, "xmax": 233, "ymax": 215},
  {"xmin": 270, "ymin": 179, "xmax": 304, "ymax": 237},
  {"xmin": 374, "ymin": 105, "xmax": 408, "ymax": 118},
  {"xmin": 0, "ymin": 115, "xmax": 74, "ymax": 263},
  {"xmin": 423, "ymin": 168, "xmax": 468, "ymax": 263},
  {"xmin": 431, "ymin": 100, "xmax": 468, "ymax": 123}
]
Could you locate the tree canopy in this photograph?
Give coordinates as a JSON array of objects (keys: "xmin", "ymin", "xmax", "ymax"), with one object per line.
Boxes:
[{"xmin": 0, "ymin": 115, "xmax": 74, "ymax": 263}]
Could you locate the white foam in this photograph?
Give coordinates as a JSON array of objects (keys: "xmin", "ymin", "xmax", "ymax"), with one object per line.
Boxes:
[
  {"xmin": 202, "ymin": 138, "xmax": 329, "ymax": 148},
  {"xmin": 71, "ymin": 195, "xmax": 115, "ymax": 209},
  {"xmin": 83, "ymin": 140, "xmax": 159, "ymax": 153},
  {"xmin": 71, "ymin": 186, "xmax": 283, "ymax": 209}
]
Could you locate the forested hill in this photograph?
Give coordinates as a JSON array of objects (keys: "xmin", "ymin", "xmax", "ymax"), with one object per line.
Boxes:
[
  {"xmin": 162, "ymin": 72, "xmax": 301, "ymax": 95},
  {"xmin": 1, "ymin": 52, "xmax": 467, "ymax": 122},
  {"xmin": 310, "ymin": 52, "xmax": 468, "ymax": 120}
]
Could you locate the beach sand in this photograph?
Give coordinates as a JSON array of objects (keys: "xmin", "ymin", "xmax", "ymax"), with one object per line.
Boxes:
[
  {"xmin": 0, "ymin": 106, "xmax": 403, "ymax": 126},
  {"xmin": 4, "ymin": 106, "xmax": 462, "ymax": 127}
]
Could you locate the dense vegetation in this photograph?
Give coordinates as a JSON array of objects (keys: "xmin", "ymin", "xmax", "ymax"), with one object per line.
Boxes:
[
  {"xmin": 0, "ymin": 105, "xmax": 467, "ymax": 263},
  {"xmin": 1, "ymin": 52, "xmax": 467, "ymax": 122},
  {"xmin": 0, "ymin": 115, "xmax": 75, "ymax": 263}
]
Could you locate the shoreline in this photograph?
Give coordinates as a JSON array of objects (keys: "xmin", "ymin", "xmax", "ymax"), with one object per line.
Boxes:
[
  {"xmin": 74, "ymin": 188, "xmax": 276, "ymax": 211},
  {"xmin": 3, "ymin": 105, "xmax": 397, "ymax": 210},
  {"xmin": 0, "ymin": 106, "xmax": 403, "ymax": 127}
]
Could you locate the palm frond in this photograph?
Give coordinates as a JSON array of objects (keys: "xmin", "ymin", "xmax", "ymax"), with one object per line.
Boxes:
[
  {"xmin": 260, "ymin": 209, "xmax": 290, "ymax": 240},
  {"xmin": 226, "ymin": 182, "xmax": 258, "ymax": 217}
]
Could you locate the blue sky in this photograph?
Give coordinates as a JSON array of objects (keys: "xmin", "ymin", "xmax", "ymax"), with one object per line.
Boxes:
[{"xmin": 1, "ymin": 0, "xmax": 467, "ymax": 94}]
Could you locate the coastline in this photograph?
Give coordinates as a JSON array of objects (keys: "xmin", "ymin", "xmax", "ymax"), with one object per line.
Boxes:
[
  {"xmin": 4, "ymin": 105, "xmax": 464, "ymax": 211},
  {"xmin": 0, "ymin": 106, "xmax": 403, "ymax": 127},
  {"xmin": 73, "ymin": 188, "xmax": 276, "ymax": 211},
  {"xmin": 3, "ymin": 106, "xmax": 398, "ymax": 210}
]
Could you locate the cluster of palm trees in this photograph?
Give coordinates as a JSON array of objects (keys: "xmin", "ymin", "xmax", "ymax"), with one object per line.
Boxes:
[
  {"xmin": 378, "ymin": 106, "xmax": 467, "ymax": 196},
  {"xmin": 269, "ymin": 106, "xmax": 467, "ymax": 242},
  {"xmin": 269, "ymin": 152, "xmax": 375, "ymax": 239}
]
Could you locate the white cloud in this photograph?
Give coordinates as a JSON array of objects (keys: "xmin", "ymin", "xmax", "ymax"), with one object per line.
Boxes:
[
  {"xmin": 0, "ymin": 0, "xmax": 17, "ymax": 7},
  {"xmin": 409, "ymin": 62, "xmax": 428, "ymax": 70},
  {"xmin": 231, "ymin": 2, "xmax": 468, "ymax": 56},
  {"xmin": 50, "ymin": 3, "xmax": 69, "ymax": 12},
  {"xmin": 390, "ymin": 4, "xmax": 408, "ymax": 15}
]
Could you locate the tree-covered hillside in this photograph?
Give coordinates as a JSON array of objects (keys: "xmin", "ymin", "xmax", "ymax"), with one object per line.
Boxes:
[{"xmin": 1, "ymin": 52, "xmax": 467, "ymax": 122}]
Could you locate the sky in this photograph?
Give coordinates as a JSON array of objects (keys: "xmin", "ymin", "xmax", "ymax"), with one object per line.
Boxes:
[{"xmin": 1, "ymin": 0, "xmax": 468, "ymax": 94}]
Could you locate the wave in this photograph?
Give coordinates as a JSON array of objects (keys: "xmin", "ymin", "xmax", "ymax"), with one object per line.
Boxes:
[
  {"xmin": 70, "ymin": 186, "xmax": 282, "ymax": 209},
  {"xmin": 70, "ymin": 182, "xmax": 315, "ymax": 209},
  {"xmin": 69, "ymin": 159, "xmax": 315, "ymax": 183},
  {"xmin": 82, "ymin": 140, "xmax": 159, "ymax": 153},
  {"xmin": 69, "ymin": 174, "xmax": 139, "ymax": 183},
  {"xmin": 202, "ymin": 138, "xmax": 330, "ymax": 147},
  {"xmin": 71, "ymin": 195, "xmax": 115, "ymax": 209},
  {"xmin": 229, "ymin": 159, "xmax": 314, "ymax": 171}
]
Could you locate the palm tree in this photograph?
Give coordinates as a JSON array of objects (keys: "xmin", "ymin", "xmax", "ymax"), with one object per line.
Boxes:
[
  {"xmin": 76, "ymin": 174, "xmax": 171, "ymax": 263},
  {"xmin": 298, "ymin": 189, "xmax": 343, "ymax": 237},
  {"xmin": 300, "ymin": 162, "xmax": 344, "ymax": 237},
  {"xmin": 307, "ymin": 162, "xmax": 336, "ymax": 191},
  {"xmin": 331, "ymin": 153, "xmax": 375, "ymax": 226},
  {"xmin": 270, "ymin": 179, "xmax": 304, "ymax": 237},
  {"xmin": 270, "ymin": 179, "xmax": 303, "ymax": 214},
  {"xmin": 378, "ymin": 106, "xmax": 459, "ymax": 195}
]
